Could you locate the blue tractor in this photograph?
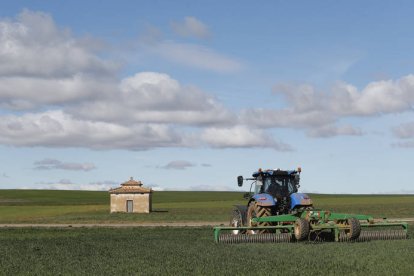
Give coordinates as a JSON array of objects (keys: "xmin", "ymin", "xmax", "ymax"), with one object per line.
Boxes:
[
  {"xmin": 214, "ymin": 167, "xmax": 408, "ymax": 243},
  {"xmin": 231, "ymin": 168, "xmax": 313, "ymax": 235}
]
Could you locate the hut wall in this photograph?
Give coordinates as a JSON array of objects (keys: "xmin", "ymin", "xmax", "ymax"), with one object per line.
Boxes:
[{"xmin": 110, "ymin": 193, "xmax": 151, "ymax": 213}]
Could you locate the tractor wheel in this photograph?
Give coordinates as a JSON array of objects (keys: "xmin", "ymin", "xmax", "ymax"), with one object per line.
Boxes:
[
  {"xmin": 229, "ymin": 209, "xmax": 244, "ymax": 235},
  {"xmin": 246, "ymin": 202, "xmax": 272, "ymax": 234},
  {"xmin": 294, "ymin": 218, "xmax": 310, "ymax": 241},
  {"xmin": 345, "ymin": 217, "xmax": 361, "ymax": 240}
]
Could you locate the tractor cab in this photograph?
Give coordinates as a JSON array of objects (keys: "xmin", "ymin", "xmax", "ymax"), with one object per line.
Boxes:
[{"xmin": 254, "ymin": 170, "xmax": 299, "ymax": 199}]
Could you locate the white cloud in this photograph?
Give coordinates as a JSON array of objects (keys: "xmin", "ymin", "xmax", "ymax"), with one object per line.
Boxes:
[
  {"xmin": 200, "ymin": 126, "xmax": 293, "ymax": 150},
  {"xmin": 35, "ymin": 179, "xmax": 115, "ymax": 191},
  {"xmin": 242, "ymin": 76, "xmax": 414, "ymax": 137},
  {"xmin": 306, "ymin": 125, "xmax": 363, "ymax": 138},
  {"xmin": 35, "ymin": 179, "xmax": 74, "ymax": 188},
  {"xmin": 0, "ymin": 10, "xmax": 116, "ymax": 78},
  {"xmin": 149, "ymin": 186, "xmax": 165, "ymax": 191},
  {"xmin": 0, "ymin": 109, "xmax": 294, "ymax": 150},
  {"xmin": 71, "ymin": 72, "xmax": 235, "ymax": 126},
  {"xmin": 0, "ymin": 10, "xmax": 117, "ymax": 111},
  {"xmin": 286, "ymin": 76, "xmax": 414, "ymax": 117},
  {"xmin": 0, "ymin": 110, "xmax": 189, "ymax": 150},
  {"xmin": 391, "ymin": 122, "xmax": 414, "ymax": 148},
  {"xmin": 171, "ymin": 16, "xmax": 210, "ymax": 39},
  {"xmin": 0, "ymin": 75, "xmax": 116, "ymax": 110},
  {"xmin": 154, "ymin": 42, "xmax": 243, "ymax": 73},
  {"xmin": 241, "ymin": 108, "xmax": 334, "ymax": 128},
  {"xmin": 87, "ymin": 180, "xmax": 118, "ymax": 190},
  {"xmin": 34, "ymin": 179, "xmax": 120, "ymax": 191},
  {"xmin": 0, "ymin": 10, "xmax": 252, "ymax": 150},
  {"xmin": 393, "ymin": 121, "xmax": 414, "ymax": 139},
  {"xmin": 161, "ymin": 160, "xmax": 196, "ymax": 170},
  {"xmin": 34, "ymin": 158, "xmax": 96, "ymax": 171}
]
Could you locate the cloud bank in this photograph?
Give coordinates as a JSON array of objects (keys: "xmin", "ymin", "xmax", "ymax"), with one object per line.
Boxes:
[
  {"xmin": 242, "ymin": 77, "xmax": 414, "ymax": 138},
  {"xmin": 2, "ymin": 10, "xmax": 414, "ymax": 152},
  {"xmin": 0, "ymin": 10, "xmax": 281, "ymax": 151},
  {"xmin": 33, "ymin": 158, "xmax": 96, "ymax": 171}
]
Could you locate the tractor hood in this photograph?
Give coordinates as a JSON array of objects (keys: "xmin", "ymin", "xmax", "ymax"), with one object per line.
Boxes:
[{"xmin": 290, "ymin": 193, "xmax": 312, "ymax": 209}]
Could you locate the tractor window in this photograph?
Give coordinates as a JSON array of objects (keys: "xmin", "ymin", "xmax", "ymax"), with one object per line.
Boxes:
[
  {"xmin": 255, "ymin": 176, "xmax": 263, "ymax": 194},
  {"xmin": 263, "ymin": 177, "xmax": 272, "ymax": 193},
  {"xmin": 287, "ymin": 179, "xmax": 296, "ymax": 193},
  {"xmin": 266, "ymin": 176, "xmax": 297, "ymax": 198}
]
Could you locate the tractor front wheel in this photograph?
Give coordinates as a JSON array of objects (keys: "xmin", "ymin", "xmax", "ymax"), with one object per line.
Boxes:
[{"xmin": 294, "ymin": 218, "xmax": 310, "ymax": 241}]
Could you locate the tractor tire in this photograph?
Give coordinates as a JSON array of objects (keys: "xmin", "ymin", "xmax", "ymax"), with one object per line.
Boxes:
[
  {"xmin": 345, "ymin": 217, "xmax": 361, "ymax": 240},
  {"xmin": 246, "ymin": 202, "xmax": 272, "ymax": 234},
  {"xmin": 229, "ymin": 208, "xmax": 244, "ymax": 235},
  {"xmin": 294, "ymin": 218, "xmax": 310, "ymax": 241}
]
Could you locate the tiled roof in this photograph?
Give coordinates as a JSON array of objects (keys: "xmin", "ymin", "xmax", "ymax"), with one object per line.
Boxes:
[{"xmin": 108, "ymin": 177, "xmax": 152, "ymax": 194}]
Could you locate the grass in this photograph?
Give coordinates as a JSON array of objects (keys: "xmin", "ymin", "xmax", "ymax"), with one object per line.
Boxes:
[
  {"xmin": 0, "ymin": 227, "xmax": 413, "ymax": 275},
  {"xmin": 0, "ymin": 190, "xmax": 414, "ymax": 223}
]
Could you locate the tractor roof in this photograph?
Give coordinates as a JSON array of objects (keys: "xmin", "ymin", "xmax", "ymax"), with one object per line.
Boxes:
[{"xmin": 252, "ymin": 169, "xmax": 298, "ymax": 178}]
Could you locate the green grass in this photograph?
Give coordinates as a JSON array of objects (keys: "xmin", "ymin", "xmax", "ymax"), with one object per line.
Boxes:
[
  {"xmin": 0, "ymin": 190, "xmax": 414, "ymax": 223},
  {"xmin": 0, "ymin": 227, "xmax": 413, "ymax": 275}
]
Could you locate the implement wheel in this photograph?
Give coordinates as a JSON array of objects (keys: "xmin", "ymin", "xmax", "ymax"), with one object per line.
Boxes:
[
  {"xmin": 345, "ymin": 217, "xmax": 361, "ymax": 240},
  {"xmin": 246, "ymin": 202, "xmax": 272, "ymax": 234},
  {"xmin": 294, "ymin": 218, "xmax": 310, "ymax": 241},
  {"xmin": 229, "ymin": 209, "xmax": 244, "ymax": 235}
]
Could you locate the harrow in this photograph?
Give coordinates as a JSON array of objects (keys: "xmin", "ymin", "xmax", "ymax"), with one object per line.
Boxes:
[{"xmin": 214, "ymin": 211, "xmax": 408, "ymax": 243}]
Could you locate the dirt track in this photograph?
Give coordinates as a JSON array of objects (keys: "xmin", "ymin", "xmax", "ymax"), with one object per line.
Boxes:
[
  {"xmin": 0, "ymin": 222, "xmax": 228, "ymax": 228},
  {"xmin": 1, "ymin": 218, "xmax": 414, "ymax": 228}
]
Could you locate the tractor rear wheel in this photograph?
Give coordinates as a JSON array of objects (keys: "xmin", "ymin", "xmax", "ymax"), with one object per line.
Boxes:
[
  {"xmin": 345, "ymin": 217, "xmax": 361, "ymax": 240},
  {"xmin": 246, "ymin": 202, "xmax": 272, "ymax": 234},
  {"xmin": 294, "ymin": 218, "xmax": 310, "ymax": 241}
]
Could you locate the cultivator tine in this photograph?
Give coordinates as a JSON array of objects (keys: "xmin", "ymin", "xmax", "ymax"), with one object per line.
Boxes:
[{"xmin": 218, "ymin": 233, "xmax": 292, "ymax": 244}]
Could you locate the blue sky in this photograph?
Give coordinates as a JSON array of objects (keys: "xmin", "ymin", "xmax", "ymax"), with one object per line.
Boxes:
[{"xmin": 1, "ymin": 1, "xmax": 414, "ymax": 193}]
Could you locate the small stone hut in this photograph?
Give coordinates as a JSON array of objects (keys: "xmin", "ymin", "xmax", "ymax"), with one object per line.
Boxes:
[{"xmin": 109, "ymin": 177, "xmax": 152, "ymax": 213}]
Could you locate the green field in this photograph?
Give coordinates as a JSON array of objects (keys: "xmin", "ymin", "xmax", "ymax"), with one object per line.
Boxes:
[
  {"xmin": 1, "ymin": 190, "xmax": 414, "ymax": 223},
  {"xmin": 1, "ymin": 190, "xmax": 413, "ymax": 275},
  {"xmin": 0, "ymin": 227, "xmax": 413, "ymax": 275}
]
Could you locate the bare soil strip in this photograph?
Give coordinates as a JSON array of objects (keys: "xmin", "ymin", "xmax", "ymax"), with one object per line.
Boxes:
[{"xmin": 0, "ymin": 222, "xmax": 228, "ymax": 228}]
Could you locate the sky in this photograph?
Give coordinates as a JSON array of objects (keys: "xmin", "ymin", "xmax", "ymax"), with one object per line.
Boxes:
[{"xmin": 1, "ymin": 1, "xmax": 414, "ymax": 193}]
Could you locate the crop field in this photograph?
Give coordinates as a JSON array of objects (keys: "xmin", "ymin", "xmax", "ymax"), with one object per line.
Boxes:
[
  {"xmin": 0, "ymin": 190, "xmax": 413, "ymax": 275},
  {"xmin": 1, "ymin": 190, "xmax": 414, "ymax": 223},
  {"xmin": 0, "ymin": 227, "xmax": 413, "ymax": 275}
]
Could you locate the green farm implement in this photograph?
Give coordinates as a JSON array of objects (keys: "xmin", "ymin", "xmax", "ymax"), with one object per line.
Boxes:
[{"xmin": 214, "ymin": 168, "xmax": 408, "ymax": 243}]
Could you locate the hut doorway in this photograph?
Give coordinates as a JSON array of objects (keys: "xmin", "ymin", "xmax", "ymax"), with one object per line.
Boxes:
[{"xmin": 126, "ymin": 200, "xmax": 133, "ymax": 213}]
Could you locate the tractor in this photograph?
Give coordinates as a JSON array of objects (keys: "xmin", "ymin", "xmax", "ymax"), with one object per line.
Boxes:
[{"xmin": 214, "ymin": 168, "xmax": 408, "ymax": 243}]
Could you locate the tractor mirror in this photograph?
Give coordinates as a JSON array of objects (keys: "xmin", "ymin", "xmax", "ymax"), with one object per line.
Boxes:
[{"xmin": 237, "ymin": 176, "xmax": 243, "ymax": 187}]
